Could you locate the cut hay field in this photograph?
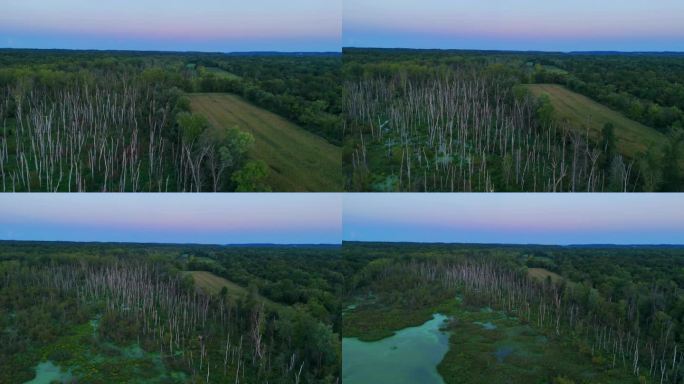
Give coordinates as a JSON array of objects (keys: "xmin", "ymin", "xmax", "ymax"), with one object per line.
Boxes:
[
  {"xmin": 189, "ymin": 93, "xmax": 342, "ymax": 191},
  {"xmin": 524, "ymin": 84, "xmax": 668, "ymax": 159},
  {"xmin": 187, "ymin": 271, "xmax": 277, "ymax": 307}
]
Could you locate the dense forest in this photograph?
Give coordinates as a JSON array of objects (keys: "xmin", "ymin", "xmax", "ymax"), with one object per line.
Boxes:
[
  {"xmin": 0, "ymin": 49, "xmax": 341, "ymax": 192},
  {"xmin": 343, "ymin": 48, "xmax": 684, "ymax": 192},
  {"xmin": 342, "ymin": 242, "xmax": 684, "ymax": 383},
  {"xmin": 0, "ymin": 241, "xmax": 341, "ymax": 383}
]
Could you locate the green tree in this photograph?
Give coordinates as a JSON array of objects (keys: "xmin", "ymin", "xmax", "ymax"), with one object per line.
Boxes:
[
  {"xmin": 536, "ymin": 95, "xmax": 555, "ymax": 127},
  {"xmin": 176, "ymin": 112, "xmax": 209, "ymax": 142},
  {"xmin": 638, "ymin": 147, "xmax": 662, "ymax": 192},
  {"xmin": 232, "ymin": 160, "xmax": 271, "ymax": 192},
  {"xmin": 661, "ymin": 134, "xmax": 682, "ymax": 191},
  {"xmin": 601, "ymin": 122, "xmax": 616, "ymax": 173}
]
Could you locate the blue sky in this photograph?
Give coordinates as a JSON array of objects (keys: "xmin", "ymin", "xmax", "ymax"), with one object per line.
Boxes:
[
  {"xmin": 344, "ymin": 0, "xmax": 684, "ymax": 51},
  {"xmin": 343, "ymin": 194, "xmax": 684, "ymax": 245},
  {"xmin": 1, "ymin": 0, "xmax": 341, "ymax": 52},
  {"xmin": 2, "ymin": 194, "xmax": 681, "ymax": 246},
  {"xmin": 5, "ymin": 1, "xmax": 683, "ymax": 52},
  {"xmin": 0, "ymin": 194, "xmax": 342, "ymax": 244}
]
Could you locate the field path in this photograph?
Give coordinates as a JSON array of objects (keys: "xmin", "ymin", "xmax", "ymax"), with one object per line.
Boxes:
[{"xmin": 190, "ymin": 93, "xmax": 342, "ymax": 191}]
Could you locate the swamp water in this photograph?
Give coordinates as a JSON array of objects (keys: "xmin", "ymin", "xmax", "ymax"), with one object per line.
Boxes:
[
  {"xmin": 342, "ymin": 314, "xmax": 449, "ymax": 384},
  {"xmin": 24, "ymin": 361, "xmax": 72, "ymax": 384}
]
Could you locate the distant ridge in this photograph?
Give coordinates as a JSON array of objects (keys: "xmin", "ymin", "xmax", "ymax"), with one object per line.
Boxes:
[
  {"xmin": 342, "ymin": 241, "xmax": 684, "ymax": 249},
  {"xmin": 0, "ymin": 48, "xmax": 341, "ymax": 56},
  {"xmin": 222, "ymin": 243, "xmax": 341, "ymax": 248},
  {"xmin": 564, "ymin": 244, "xmax": 684, "ymax": 249},
  {"xmin": 0, "ymin": 240, "xmax": 340, "ymax": 247},
  {"xmin": 343, "ymin": 47, "xmax": 684, "ymax": 56}
]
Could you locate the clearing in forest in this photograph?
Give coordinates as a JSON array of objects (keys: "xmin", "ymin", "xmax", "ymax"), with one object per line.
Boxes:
[
  {"xmin": 188, "ymin": 271, "xmax": 277, "ymax": 307},
  {"xmin": 199, "ymin": 66, "xmax": 242, "ymax": 80},
  {"xmin": 524, "ymin": 84, "xmax": 668, "ymax": 158},
  {"xmin": 189, "ymin": 93, "xmax": 342, "ymax": 191},
  {"xmin": 527, "ymin": 268, "xmax": 563, "ymax": 283}
]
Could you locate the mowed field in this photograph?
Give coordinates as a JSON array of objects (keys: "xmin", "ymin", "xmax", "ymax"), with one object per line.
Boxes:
[
  {"xmin": 189, "ymin": 93, "xmax": 342, "ymax": 191},
  {"xmin": 527, "ymin": 268, "xmax": 563, "ymax": 284},
  {"xmin": 187, "ymin": 271, "xmax": 277, "ymax": 307},
  {"xmin": 525, "ymin": 84, "xmax": 668, "ymax": 158}
]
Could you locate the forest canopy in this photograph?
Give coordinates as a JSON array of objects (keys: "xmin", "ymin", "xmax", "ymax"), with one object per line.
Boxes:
[{"xmin": 0, "ymin": 241, "xmax": 342, "ymax": 383}]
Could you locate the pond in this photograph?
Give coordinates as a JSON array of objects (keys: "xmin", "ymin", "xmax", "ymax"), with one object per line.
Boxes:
[
  {"xmin": 342, "ymin": 314, "xmax": 450, "ymax": 384},
  {"xmin": 24, "ymin": 361, "xmax": 72, "ymax": 384}
]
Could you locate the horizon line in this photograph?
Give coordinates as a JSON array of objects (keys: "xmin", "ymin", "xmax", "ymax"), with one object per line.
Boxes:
[
  {"xmin": 342, "ymin": 240, "xmax": 684, "ymax": 247},
  {"xmin": 0, "ymin": 239, "xmax": 341, "ymax": 246},
  {"xmin": 0, "ymin": 47, "xmax": 342, "ymax": 54},
  {"xmin": 343, "ymin": 46, "xmax": 684, "ymax": 54},
  {"xmin": 1, "ymin": 239, "xmax": 680, "ymax": 248}
]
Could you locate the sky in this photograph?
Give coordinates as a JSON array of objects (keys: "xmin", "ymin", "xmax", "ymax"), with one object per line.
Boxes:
[
  {"xmin": 0, "ymin": 194, "xmax": 342, "ymax": 245},
  {"xmin": 343, "ymin": 194, "xmax": 684, "ymax": 245},
  {"xmin": 344, "ymin": 0, "xmax": 684, "ymax": 51},
  {"xmin": 1, "ymin": 0, "xmax": 341, "ymax": 52}
]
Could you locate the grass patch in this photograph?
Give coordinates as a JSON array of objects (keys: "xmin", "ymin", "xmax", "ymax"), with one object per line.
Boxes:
[
  {"xmin": 199, "ymin": 66, "xmax": 242, "ymax": 81},
  {"xmin": 527, "ymin": 268, "xmax": 563, "ymax": 284},
  {"xmin": 524, "ymin": 84, "xmax": 672, "ymax": 161},
  {"xmin": 188, "ymin": 271, "xmax": 279, "ymax": 309},
  {"xmin": 189, "ymin": 93, "xmax": 342, "ymax": 191},
  {"xmin": 540, "ymin": 65, "xmax": 569, "ymax": 75},
  {"xmin": 343, "ymin": 304, "xmax": 436, "ymax": 341}
]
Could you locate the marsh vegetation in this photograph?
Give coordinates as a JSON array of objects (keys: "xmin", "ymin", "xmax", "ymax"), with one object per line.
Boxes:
[
  {"xmin": 0, "ymin": 241, "xmax": 342, "ymax": 383},
  {"xmin": 342, "ymin": 242, "xmax": 684, "ymax": 384}
]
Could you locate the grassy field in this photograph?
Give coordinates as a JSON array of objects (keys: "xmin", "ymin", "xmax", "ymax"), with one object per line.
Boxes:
[
  {"xmin": 199, "ymin": 66, "xmax": 241, "ymax": 80},
  {"xmin": 188, "ymin": 271, "xmax": 277, "ymax": 307},
  {"xmin": 189, "ymin": 93, "xmax": 342, "ymax": 191},
  {"xmin": 524, "ymin": 84, "xmax": 668, "ymax": 159},
  {"xmin": 527, "ymin": 268, "xmax": 563, "ymax": 284}
]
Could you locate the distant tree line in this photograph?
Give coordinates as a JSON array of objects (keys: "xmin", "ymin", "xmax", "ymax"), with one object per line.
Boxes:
[{"xmin": 191, "ymin": 56, "xmax": 342, "ymax": 145}]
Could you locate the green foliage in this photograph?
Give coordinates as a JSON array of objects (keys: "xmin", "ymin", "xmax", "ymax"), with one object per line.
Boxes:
[
  {"xmin": 343, "ymin": 48, "xmax": 684, "ymax": 191},
  {"xmin": 232, "ymin": 160, "xmax": 271, "ymax": 192},
  {"xmin": 601, "ymin": 122, "xmax": 617, "ymax": 171},
  {"xmin": 176, "ymin": 112, "xmax": 210, "ymax": 142},
  {"xmin": 342, "ymin": 242, "xmax": 684, "ymax": 383},
  {"xmin": 0, "ymin": 241, "xmax": 342, "ymax": 383},
  {"xmin": 536, "ymin": 94, "xmax": 555, "ymax": 126},
  {"xmin": 192, "ymin": 55, "xmax": 342, "ymax": 144},
  {"xmin": 0, "ymin": 49, "xmax": 336, "ymax": 191},
  {"xmin": 553, "ymin": 376, "xmax": 576, "ymax": 384},
  {"xmin": 661, "ymin": 134, "xmax": 682, "ymax": 191}
]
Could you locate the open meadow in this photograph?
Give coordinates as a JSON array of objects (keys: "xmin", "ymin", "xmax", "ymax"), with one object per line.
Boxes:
[{"xmin": 189, "ymin": 93, "xmax": 341, "ymax": 191}]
